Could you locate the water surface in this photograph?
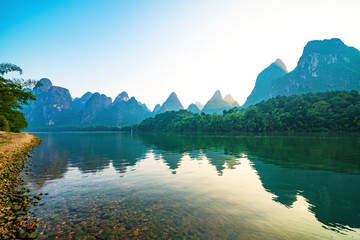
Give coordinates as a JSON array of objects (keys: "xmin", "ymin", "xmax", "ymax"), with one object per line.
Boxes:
[{"xmin": 28, "ymin": 132, "xmax": 360, "ymax": 239}]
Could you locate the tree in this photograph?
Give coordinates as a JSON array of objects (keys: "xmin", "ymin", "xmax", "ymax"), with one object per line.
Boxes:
[{"xmin": 0, "ymin": 63, "xmax": 38, "ymax": 132}]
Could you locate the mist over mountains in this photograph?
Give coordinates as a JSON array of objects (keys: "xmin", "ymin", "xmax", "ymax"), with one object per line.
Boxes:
[
  {"xmin": 202, "ymin": 90, "xmax": 240, "ymax": 113},
  {"xmin": 23, "ymin": 38, "xmax": 360, "ymax": 130},
  {"xmin": 23, "ymin": 79, "xmax": 152, "ymax": 130},
  {"xmin": 156, "ymin": 92, "xmax": 184, "ymax": 114},
  {"xmin": 23, "ymin": 79, "xmax": 237, "ymax": 130}
]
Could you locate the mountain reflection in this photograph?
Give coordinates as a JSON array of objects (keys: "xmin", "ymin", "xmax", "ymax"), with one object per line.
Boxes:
[
  {"xmin": 30, "ymin": 133, "xmax": 149, "ymax": 182},
  {"xmin": 138, "ymin": 134, "xmax": 241, "ymax": 175},
  {"xmin": 241, "ymin": 134, "xmax": 360, "ymax": 230},
  {"xmin": 30, "ymin": 132, "xmax": 360, "ymax": 230}
]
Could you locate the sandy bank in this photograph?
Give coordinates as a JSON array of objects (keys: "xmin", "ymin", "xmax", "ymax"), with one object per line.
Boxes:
[
  {"xmin": 0, "ymin": 132, "xmax": 42, "ymax": 239},
  {"xmin": 0, "ymin": 132, "xmax": 41, "ymax": 169}
]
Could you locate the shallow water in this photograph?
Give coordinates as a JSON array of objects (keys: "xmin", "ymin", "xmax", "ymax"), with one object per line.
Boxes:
[{"xmin": 28, "ymin": 132, "xmax": 360, "ymax": 239}]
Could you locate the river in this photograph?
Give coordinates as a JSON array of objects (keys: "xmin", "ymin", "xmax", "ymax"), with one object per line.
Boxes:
[{"xmin": 28, "ymin": 132, "xmax": 360, "ymax": 239}]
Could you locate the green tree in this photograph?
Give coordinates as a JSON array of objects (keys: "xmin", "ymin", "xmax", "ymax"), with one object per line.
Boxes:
[
  {"xmin": 134, "ymin": 90, "xmax": 360, "ymax": 133},
  {"xmin": 0, "ymin": 63, "xmax": 38, "ymax": 132}
]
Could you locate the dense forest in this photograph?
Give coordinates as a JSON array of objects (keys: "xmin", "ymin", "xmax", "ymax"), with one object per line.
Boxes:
[
  {"xmin": 134, "ymin": 90, "xmax": 360, "ymax": 132},
  {"xmin": 0, "ymin": 63, "xmax": 38, "ymax": 132}
]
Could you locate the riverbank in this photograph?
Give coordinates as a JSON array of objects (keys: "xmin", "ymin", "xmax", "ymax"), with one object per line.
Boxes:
[
  {"xmin": 0, "ymin": 132, "xmax": 41, "ymax": 168},
  {"xmin": 0, "ymin": 132, "xmax": 42, "ymax": 239}
]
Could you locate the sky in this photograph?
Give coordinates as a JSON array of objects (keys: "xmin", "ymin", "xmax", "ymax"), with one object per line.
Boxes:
[{"xmin": 1, "ymin": 0, "xmax": 360, "ymax": 110}]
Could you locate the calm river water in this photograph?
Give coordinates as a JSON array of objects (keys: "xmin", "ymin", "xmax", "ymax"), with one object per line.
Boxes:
[{"xmin": 28, "ymin": 132, "xmax": 360, "ymax": 239}]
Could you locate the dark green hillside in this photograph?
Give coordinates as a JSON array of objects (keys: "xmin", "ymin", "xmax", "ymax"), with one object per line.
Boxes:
[{"xmin": 135, "ymin": 90, "xmax": 360, "ymax": 132}]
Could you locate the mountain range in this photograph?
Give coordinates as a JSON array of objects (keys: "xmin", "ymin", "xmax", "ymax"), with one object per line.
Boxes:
[
  {"xmin": 202, "ymin": 90, "xmax": 240, "ymax": 113},
  {"xmin": 23, "ymin": 79, "xmax": 152, "ymax": 130},
  {"xmin": 23, "ymin": 38, "xmax": 360, "ymax": 130},
  {"xmin": 243, "ymin": 38, "xmax": 360, "ymax": 107},
  {"xmin": 23, "ymin": 80, "xmax": 236, "ymax": 130},
  {"xmin": 156, "ymin": 92, "xmax": 184, "ymax": 114}
]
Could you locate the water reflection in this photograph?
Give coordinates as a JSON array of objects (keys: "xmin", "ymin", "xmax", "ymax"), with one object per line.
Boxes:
[
  {"xmin": 31, "ymin": 133, "xmax": 244, "ymax": 179},
  {"xmin": 31, "ymin": 133, "xmax": 149, "ymax": 182},
  {"xmin": 30, "ymin": 132, "xmax": 360, "ymax": 238},
  {"xmin": 252, "ymin": 158, "xmax": 360, "ymax": 231},
  {"xmin": 138, "ymin": 134, "xmax": 242, "ymax": 175}
]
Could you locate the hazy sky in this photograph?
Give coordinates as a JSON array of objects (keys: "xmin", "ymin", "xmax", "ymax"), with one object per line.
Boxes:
[{"xmin": 1, "ymin": 0, "xmax": 360, "ymax": 110}]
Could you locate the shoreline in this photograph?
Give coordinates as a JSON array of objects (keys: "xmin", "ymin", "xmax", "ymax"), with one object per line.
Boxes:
[
  {"xmin": 0, "ymin": 132, "xmax": 41, "ymax": 168},
  {"xmin": 0, "ymin": 132, "xmax": 42, "ymax": 239}
]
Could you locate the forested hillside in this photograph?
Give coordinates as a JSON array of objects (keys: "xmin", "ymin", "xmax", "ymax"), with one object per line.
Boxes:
[
  {"xmin": 135, "ymin": 90, "xmax": 360, "ymax": 132},
  {"xmin": 243, "ymin": 38, "xmax": 360, "ymax": 108}
]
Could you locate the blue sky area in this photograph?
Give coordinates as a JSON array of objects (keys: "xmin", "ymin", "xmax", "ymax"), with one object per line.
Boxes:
[{"xmin": 1, "ymin": 0, "xmax": 360, "ymax": 109}]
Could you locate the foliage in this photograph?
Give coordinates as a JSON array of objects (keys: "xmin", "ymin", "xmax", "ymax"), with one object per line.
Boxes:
[
  {"xmin": 0, "ymin": 63, "xmax": 37, "ymax": 132},
  {"xmin": 135, "ymin": 90, "xmax": 360, "ymax": 132},
  {"xmin": 0, "ymin": 115, "xmax": 10, "ymax": 132}
]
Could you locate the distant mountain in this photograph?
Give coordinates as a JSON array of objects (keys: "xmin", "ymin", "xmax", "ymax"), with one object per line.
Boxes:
[
  {"xmin": 23, "ymin": 79, "xmax": 151, "ymax": 130},
  {"xmin": 80, "ymin": 93, "xmax": 112, "ymax": 125},
  {"xmin": 157, "ymin": 92, "xmax": 184, "ymax": 113},
  {"xmin": 73, "ymin": 92, "xmax": 93, "ymax": 113},
  {"xmin": 187, "ymin": 103, "xmax": 200, "ymax": 113},
  {"xmin": 202, "ymin": 90, "xmax": 238, "ymax": 113},
  {"xmin": 243, "ymin": 38, "xmax": 360, "ymax": 107},
  {"xmin": 24, "ymin": 38, "xmax": 360, "ymax": 130},
  {"xmin": 195, "ymin": 101, "xmax": 204, "ymax": 110},
  {"xmin": 153, "ymin": 104, "xmax": 161, "ymax": 113},
  {"xmin": 138, "ymin": 102, "xmax": 151, "ymax": 112},
  {"xmin": 103, "ymin": 97, "xmax": 152, "ymax": 126},
  {"xmin": 23, "ymin": 78, "xmax": 74, "ymax": 128},
  {"xmin": 113, "ymin": 91, "xmax": 129, "ymax": 105},
  {"xmin": 243, "ymin": 59, "xmax": 288, "ymax": 108},
  {"xmin": 224, "ymin": 94, "xmax": 240, "ymax": 107}
]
